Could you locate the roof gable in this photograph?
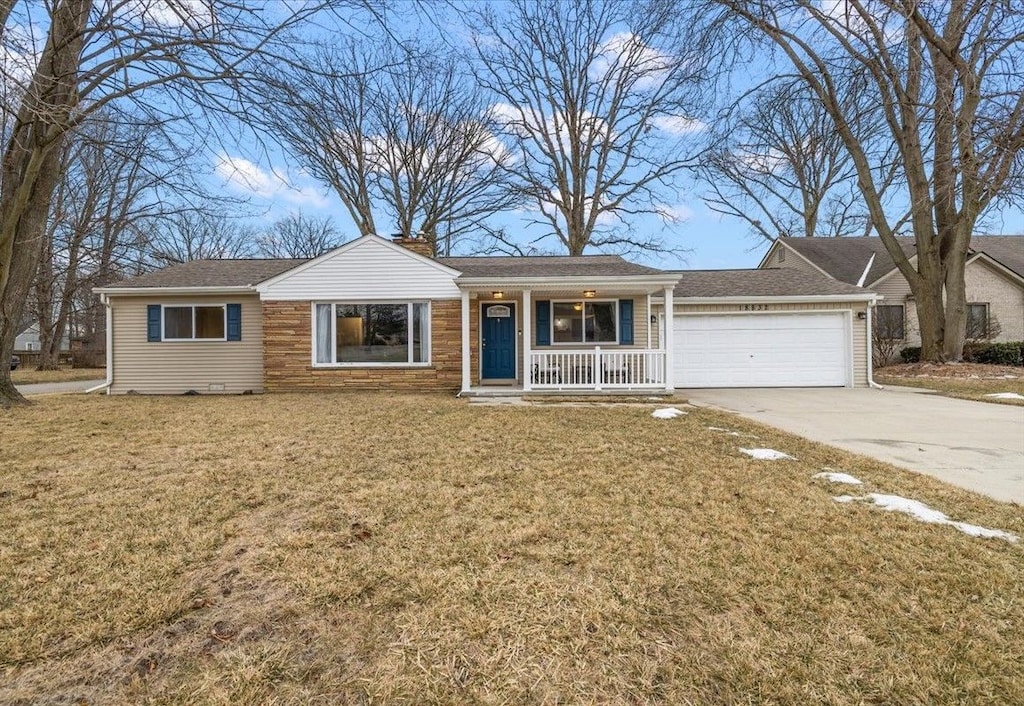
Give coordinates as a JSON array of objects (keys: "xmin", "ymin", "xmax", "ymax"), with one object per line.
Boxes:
[
  {"xmin": 256, "ymin": 234, "xmax": 462, "ymax": 300},
  {"xmin": 780, "ymin": 235, "xmax": 1024, "ymax": 287}
]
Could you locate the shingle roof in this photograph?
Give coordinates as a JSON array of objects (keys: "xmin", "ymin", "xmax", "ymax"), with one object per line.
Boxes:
[
  {"xmin": 438, "ymin": 255, "xmax": 665, "ymax": 278},
  {"xmin": 673, "ymin": 268, "xmax": 873, "ymax": 298},
  {"xmin": 974, "ymin": 236, "xmax": 1024, "ymax": 278},
  {"xmin": 109, "ymin": 259, "xmax": 307, "ymax": 289},
  {"xmin": 782, "ymin": 235, "xmax": 1024, "ymax": 285},
  {"xmin": 104, "ymin": 253, "xmax": 665, "ymax": 290}
]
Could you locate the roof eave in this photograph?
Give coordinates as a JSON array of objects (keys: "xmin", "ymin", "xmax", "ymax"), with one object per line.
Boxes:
[
  {"xmin": 654, "ymin": 293, "xmax": 879, "ymax": 304},
  {"xmin": 93, "ymin": 285, "xmax": 257, "ymax": 296},
  {"xmin": 455, "ymin": 274, "xmax": 681, "ymax": 290}
]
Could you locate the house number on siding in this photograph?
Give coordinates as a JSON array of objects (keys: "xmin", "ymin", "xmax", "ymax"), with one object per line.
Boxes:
[{"xmin": 741, "ymin": 304, "xmax": 770, "ymax": 311}]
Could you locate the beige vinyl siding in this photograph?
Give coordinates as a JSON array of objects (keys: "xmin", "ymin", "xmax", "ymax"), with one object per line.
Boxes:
[
  {"xmin": 870, "ymin": 271, "xmax": 917, "ymax": 346},
  {"xmin": 109, "ymin": 294, "xmax": 263, "ymax": 394},
  {"xmin": 764, "ymin": 243, "xmax": 823, "ymax": 276},
  {"xmin": 652, "ymin": 300, "xmax": 869, "ymax": 387}
]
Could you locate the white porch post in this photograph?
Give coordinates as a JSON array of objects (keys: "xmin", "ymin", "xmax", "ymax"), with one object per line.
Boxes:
[
  {"xmin": 521, "ymin": 289, "xmax": 532, "ymax": 391},
  {"xmin": 663, "ymin": 286, "xmax": 674, "ymax": 391},
  {"xmin": 460, "ymin": 290, "xmax": 471, "ymax": 393}
]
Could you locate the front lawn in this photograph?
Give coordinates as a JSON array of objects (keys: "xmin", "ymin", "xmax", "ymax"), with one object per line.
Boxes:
[
  {"xmin": 11, "ymin": 367, "xmax": 106, "ymax": 385},
  {"xmin": 1, "ymin": 393, "xmax": 1021, "ymax": 704},
  {"xmin": 876, "ymin": 362, "xmax": 1024, "ymax": 405}
]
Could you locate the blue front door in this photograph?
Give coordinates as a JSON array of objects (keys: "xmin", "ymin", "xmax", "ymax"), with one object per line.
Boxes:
[{"xmin": 481, "ymin": 302, "xmax": 516, "ymax": 379}]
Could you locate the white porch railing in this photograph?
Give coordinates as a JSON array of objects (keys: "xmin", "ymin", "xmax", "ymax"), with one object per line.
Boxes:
[{"xmin": 528, "ymin": 348, "xmax": 666, "ymax": 390}]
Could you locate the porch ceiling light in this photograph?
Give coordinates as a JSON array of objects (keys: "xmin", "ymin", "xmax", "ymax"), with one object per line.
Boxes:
[
  {"xmin": 583, "ymin": 290, "xmax": 596, "ymax": 298},
  {"xmin": 492, "ymin": 291, "xmax": 504, "ymax": 299}
]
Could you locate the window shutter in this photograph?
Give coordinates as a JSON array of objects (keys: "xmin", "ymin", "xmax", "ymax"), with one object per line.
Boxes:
[
  {"xmin": 535, "ymin": 300, "xmax": 551, "ymax": 345},
  {"xmin": 226, "ymin": 303, "xmax": 242, "ymax": 341},
  {"xmin": 147, "ymin": 305, "xmax": 161, "ymax": 342},
  {"xmin": 619, "ymin": 299, "xmax": 634, "ymax": 345}
]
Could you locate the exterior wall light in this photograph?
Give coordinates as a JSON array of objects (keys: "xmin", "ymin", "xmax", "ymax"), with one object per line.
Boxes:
[{"xmin": 583, "ymin": 290, "xmax": 596, "ymax": 298}]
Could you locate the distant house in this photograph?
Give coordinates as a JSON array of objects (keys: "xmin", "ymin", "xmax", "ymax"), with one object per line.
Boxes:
[
  {"xmin": 94, "ymin": 233, "xmax": 878, "ymax": 395},
  {"xmin": 760, "ymin": 236, "xmax": 1024, "ymax": 350},
  {"xmin": 14, "ymin": 323, "xmax": 70, "ymax": 353}
]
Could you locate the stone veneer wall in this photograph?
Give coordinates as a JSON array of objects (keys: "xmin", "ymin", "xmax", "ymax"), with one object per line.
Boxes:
[{"xmin": 263, "ymin": 299, "xmax": 462, "ymax": 391}]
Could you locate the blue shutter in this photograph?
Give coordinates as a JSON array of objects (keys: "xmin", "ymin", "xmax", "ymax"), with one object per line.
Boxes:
[
  {"xmin": 619, "ymin": 299, "xmax": 634, "ymax": 345},
  {"xmin": 147, "ymin": 305, "xmax": 161, "ymax": 342},
  {"xmin": 226, "ymin": 303, "xmax": 242, "ymax": 341},
  {"xmin": 535, "ymin": 300, "xmax": 551, "ymax": 345}
]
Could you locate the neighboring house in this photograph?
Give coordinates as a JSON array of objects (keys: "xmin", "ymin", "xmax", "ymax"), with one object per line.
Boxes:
[
  {"xmin": 95, "ymin": 233, "xmax": 877, "ymax": 394},
  {"xmin": 760, "ymin": 236, "xmax": 1024, "ymax": 350},
  {"xmin": 14, "ymin": 323, "xmax": 70, "ymax": 352}
]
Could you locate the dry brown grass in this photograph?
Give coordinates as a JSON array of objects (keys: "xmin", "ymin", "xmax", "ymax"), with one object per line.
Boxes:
[
  {"xmin": 1, "ymin": 393, "xmax": 1021, "ymax": 705},
  {"xmin": 11, "ymin": 367, "xmax": 106, "ymax": 385},
  {"xmin": 876, "ymin": 363, "xmax": 1024, "ymax": 406}
]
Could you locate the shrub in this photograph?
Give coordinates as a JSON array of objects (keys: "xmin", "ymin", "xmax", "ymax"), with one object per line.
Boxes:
[
  {"xmin": 899, "ymin": 346, "xmax": 921, "ymax": 363},
  {"xmin": 967, "ymin": 341, "xmax": 1024, "ymax": 367}
]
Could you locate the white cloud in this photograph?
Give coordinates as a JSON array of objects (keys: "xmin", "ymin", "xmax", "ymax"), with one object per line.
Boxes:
[
  {"xmin": 735, "ymin": 146, "xmax": 788, "ymax": 175},
  {"xmin": 651, "ymin": 115, "xmax": 707, "ymax": 136},
  {"xmin": 591, "ymin": 32, "xmax": 674, "ymax": 91},
  {"xmin": 656, "ymin": 203, "xmax": 694, "ymax": 224},
  {"xmin": 818, "ymin": 1, "xmax": 903, "ymax": 44},
  {"xmin": 214, "ymin": 154, "xmax": 328, "ymax": 208}
]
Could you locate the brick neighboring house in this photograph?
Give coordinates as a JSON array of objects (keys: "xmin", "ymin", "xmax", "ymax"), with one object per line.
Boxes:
[
  {"xmin": 95, "ymin": 233, "xmax": 878, "ymax": 394},
  {"xmin": 760, "ymin": 236, "xmax": 1024, "ymax": 355}
]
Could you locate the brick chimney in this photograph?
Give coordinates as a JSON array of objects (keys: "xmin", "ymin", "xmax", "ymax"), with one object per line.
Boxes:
[{"xmin": 391, "ymin": 233, "xmax": 434, "ymax": 258}]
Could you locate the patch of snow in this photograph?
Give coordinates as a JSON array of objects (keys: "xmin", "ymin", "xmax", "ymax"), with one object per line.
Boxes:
[
  {"xmin": 832, "ymin": 493, "xmax": 1019, "ymax": 543},
  {"xmin": 813, "ymin": 471, "xmax": 863, "ymax": 485},
  {"xmin": 986, "ymin": 392, "xmax": 1024, "ymax": 400},
  {"xmin": 651, "ymin": 407, "xmax": 687, "ymax": 419},
  {"xmin": 707, "ymin": 425, "xmax": 742, "ymax": 436},
  {"xmin": 739, "ymin": 448, "xmax": 794, "ymax": 461}
]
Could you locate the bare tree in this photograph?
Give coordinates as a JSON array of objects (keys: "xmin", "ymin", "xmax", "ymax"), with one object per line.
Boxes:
[
  {"xmin": 255, "ymin": 213, "xmax": 342, "ymax": 258},
  {"xmin": 470, "ymin": 0, "xmax": 707, "ymax": 256},
  {"xmin": 692, "ymin": 0, "xmax": 1024, "ymax": 362},
  {"xmin": 700, "ymin": 78, "xmax": 881, "ymax": 240},
  {"xmin": 30, "ymin": 113, "xmax": 220, "ymax": 369},
  {"xmin": 149, "ymin": 212, "xmax": 256, "ymax": 265},
  {"xmin": 253, "ymin": 42, "xmax": 519, "ymax": 256},
  {"xmin": 0, "ymin": 0, "xmax": 359, "ymax": 404}
]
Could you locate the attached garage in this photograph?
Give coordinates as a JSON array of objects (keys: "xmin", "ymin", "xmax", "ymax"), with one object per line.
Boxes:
[
  {"xmin": 653, "ymin": 269, "xmax": 878, "ymax": 389},
  {"xmin": 674, "ymin": 312, "xmax": 850, "ymax": 388}
]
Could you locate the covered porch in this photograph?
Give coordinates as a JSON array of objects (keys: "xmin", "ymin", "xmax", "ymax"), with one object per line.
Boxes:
[{"xmin": 456, "ymin": 271, "xmax": 680, "ymax": 394}]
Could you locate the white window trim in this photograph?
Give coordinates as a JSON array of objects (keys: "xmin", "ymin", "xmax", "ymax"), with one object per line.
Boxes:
[
  {"xmin": 550, "ymin": 298, "xmax": 620, "ymax": 346},
  {"xmin": 311, "ymin": 301, "xmax": 432, "ymax": 368},
  {"xmin": 162, "ymin": 303, "xmax": 227, "ymax": 342}
]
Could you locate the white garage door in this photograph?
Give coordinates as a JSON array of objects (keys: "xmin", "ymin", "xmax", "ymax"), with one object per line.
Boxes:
[{"xmin": 673, "ymin": 312, "xmax": 849, "ymax": 388}]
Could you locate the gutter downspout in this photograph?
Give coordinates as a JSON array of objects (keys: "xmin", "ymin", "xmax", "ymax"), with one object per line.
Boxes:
[
  {"xmin": 865, "ymin": 301, "xmax": 883, "ymax": 389},
  {"xmin": 85, "ymin": 293, "xmax": 113, "ymax": 394}
]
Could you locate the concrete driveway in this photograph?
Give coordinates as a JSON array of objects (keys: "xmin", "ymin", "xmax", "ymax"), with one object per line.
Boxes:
[
  {"xmin": 16, "ymin": 379, "xmax": 105, "ymax": 396},
  {"xmin": 684, "ymin": 387, "xmax": 1024, "ymax": 504}
]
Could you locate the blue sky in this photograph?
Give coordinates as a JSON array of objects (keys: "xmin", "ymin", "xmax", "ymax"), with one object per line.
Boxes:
[{"xmin": 208, "ymin": 3, "xmax": 1023, "ymax": 271}]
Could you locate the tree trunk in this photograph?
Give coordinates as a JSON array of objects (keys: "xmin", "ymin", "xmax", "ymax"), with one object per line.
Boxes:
[{"xmin": 0, "ymin": 0, "xmax": 92, "ymax": 405}]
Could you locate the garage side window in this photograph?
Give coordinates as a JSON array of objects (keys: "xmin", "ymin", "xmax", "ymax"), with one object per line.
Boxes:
[{"xmin": 874, "ymin": 305, "xmax": 905, "ymax": 340}]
